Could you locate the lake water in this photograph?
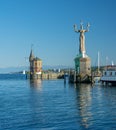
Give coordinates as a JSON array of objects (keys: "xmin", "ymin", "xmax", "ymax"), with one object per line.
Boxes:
[{"xmin": 0, "ymin": 74, "xmax": 116, "ymax": 130}]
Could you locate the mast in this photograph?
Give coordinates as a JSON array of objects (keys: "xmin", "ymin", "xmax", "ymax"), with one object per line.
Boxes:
[
  {"xmin": 98, "ymin": 51, "xmax": 100, "ymax": 73},
  {"xmin": 106, "ymin": 56, "xmax": 108, "ymax": 70}
]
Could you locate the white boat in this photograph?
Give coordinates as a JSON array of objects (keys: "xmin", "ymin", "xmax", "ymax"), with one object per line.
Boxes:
[
  {"xmin": 101, "ymin": 65, "xmax": 116, "ymax": 85},
  {"xmin": 23, "ymin": 70, "xmax": 26, "ymax": 74}
]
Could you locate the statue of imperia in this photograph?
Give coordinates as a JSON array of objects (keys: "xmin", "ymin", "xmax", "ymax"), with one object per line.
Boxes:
[{"xmin": 74, "ymin": 22, "xmax": 90, "ymax": 57}]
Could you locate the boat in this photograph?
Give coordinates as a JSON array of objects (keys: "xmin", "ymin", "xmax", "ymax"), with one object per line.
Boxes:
[
  {"xmin": 101, "ymin": 65, "xmax": 116, "ymax": 85},
  {"xmin": 23, "ymin": 70, "xmax": 26, "ymax": 74}
]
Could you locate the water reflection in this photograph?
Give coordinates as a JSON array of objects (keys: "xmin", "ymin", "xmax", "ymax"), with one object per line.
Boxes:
[
  {"xmin": 29, "ymin": 79, "xmax": 42, "ymax": 91},
  {"xmin": 74, "ymin": 84, "xmax": 93, "ymax": 129}
]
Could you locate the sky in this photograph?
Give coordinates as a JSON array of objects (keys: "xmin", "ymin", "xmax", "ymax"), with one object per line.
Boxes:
[{"xmin": 0, "ymin": 0, "xmax": 116, "ymax": 69}]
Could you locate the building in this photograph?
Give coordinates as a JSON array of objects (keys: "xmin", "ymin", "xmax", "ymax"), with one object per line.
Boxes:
[{"xmin": 29, "ymin": 49, "xmax": 42, "ymax": 79}]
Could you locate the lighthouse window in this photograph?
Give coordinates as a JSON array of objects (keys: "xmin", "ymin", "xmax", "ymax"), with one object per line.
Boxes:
[
  {"xmin": 104, "ymin": 72, "xmax": 106, "ymax": 75},
  {"xmin": 35, "ymin": 63, "xmax": 37, "ymax": 66},
  {"xmin": 110, "ymin": 72, "xmax": 112, "ymax": 75}
]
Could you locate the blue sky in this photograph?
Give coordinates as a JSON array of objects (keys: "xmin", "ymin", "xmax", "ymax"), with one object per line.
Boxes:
[{"xmin": 0, "ymin": 0, "xmax": 116, "ymax": 68}]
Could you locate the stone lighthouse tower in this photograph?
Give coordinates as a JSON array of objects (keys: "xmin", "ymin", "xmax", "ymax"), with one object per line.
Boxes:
[
  {"xmin": 29, "ymin": 49, "xmax": 42, "ymax": 79},
  {"xmin": 74, "ymin": 22, "xmax": 91, "ymax": 81}
]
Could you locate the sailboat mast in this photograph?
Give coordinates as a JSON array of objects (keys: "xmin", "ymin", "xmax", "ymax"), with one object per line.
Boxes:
[{"xmin": 98, "ymin": 51, "xmax": 100, "ymax": 73}]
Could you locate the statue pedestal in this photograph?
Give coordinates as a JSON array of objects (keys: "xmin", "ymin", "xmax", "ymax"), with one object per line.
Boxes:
[
  {"xmin": 73, "ymin": 55, "xmax": 91, "ymax": 83},
  {"xmin": 75, "ymin": 54, "xmax": 91, "ymax": 76},
  {"xmin": 80, "ymin": 57, "xmax": 91, "ymax": 75}
]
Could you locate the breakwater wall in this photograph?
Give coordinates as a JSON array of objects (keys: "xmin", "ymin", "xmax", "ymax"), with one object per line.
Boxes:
[{"xmin": 27, "ymin": 72, "xmax": 64, "ymax": 80}]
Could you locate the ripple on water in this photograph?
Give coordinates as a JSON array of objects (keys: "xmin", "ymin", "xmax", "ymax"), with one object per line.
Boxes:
[{"xmin": 0, "ymin": 75, "xmax": 116, "ymax": 129}]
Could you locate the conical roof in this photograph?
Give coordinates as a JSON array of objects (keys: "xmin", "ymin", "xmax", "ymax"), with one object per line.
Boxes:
[{"xmin": 29, "ymin": 49, "xmax": 35, "ymax": 62}]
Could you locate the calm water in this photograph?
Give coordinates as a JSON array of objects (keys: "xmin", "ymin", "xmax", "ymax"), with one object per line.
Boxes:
[{"xmin": 0, "ymin": 74, "xmax": 116, "ymax": 130}]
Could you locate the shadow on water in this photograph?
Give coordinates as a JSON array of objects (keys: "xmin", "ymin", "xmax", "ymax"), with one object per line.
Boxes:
[
  {"xmin": 28, "ymin": 79, "xmax": 44, "ymax": 126},
  {"xmin": 68, "ymin": 83, "xmax": 116, "ymax": 129},
  {"xmin": 28, "ymin": 80, "xmax": 116, "ymax": 129},
  {"xmin": 29, "ymin": 79, "xmax": 42, "ymax": 91},
  {"xmin": 69, "ymin": 83, "xmax": 93, "ymax": 129}
]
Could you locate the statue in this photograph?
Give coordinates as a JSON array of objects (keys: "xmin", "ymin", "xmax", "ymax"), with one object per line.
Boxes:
[{"xmin": 74, "ymin": 22, "xmax": 90, "ymax": 57}]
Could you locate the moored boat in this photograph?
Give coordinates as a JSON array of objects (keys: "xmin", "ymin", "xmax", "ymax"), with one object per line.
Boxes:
[{"xmin": 101, "ymin": 65, "xmax": 116, "ymax": 85}]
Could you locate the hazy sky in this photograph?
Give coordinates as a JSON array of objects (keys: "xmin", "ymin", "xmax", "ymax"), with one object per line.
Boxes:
[{"xmin": 0, "ymin": 0, "xmax": 116, "ymax": 68}]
